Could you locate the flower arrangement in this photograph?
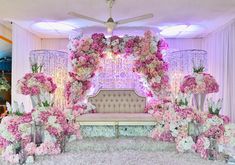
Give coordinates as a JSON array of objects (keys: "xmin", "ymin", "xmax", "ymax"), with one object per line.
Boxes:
[
  {"xmin": 66, "ymin": 31, "xmax": 170, "ymax": 107},
  {"xmin": 17, "ymin": 73, "xmax": 57, "ymax": 96},
  {"xmin": 0, "ymin": 105, "xmax": 81, "ymax": 164},
  {"xmin": 208, "ymin": 98, "xmax": 222, "ymax": 115},
  {"xmin": 148, "ymin": 99, "xmax": 234, "ymax": 159},
  {"xmin": 180, "ymin": 73, "xmax": 219, "ymax": 94},
  {"xmin": 174, "ymin": 93, "xmax": 190, "ymax": 108}
]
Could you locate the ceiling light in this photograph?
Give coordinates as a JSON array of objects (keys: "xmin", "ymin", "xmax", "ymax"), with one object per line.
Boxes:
[
  {"xmin": 159, "ymin": 24, "xmax": 204, "ymax": 37},
  {"xmin": 160, "ymin": 25, "xmax": 188, "ymax": 37},
  {"xmin": 32, "ymin": 22, "xmax": 75, "ymax": 32}
]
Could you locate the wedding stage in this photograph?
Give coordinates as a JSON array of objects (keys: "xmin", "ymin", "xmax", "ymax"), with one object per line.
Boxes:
[{"xmin": 1, "ymin": 0, "xmax": 235, "ymax": 164}]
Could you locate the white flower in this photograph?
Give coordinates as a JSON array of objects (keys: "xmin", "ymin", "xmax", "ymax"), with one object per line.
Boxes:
[
  {"xmin": 47, "ymin": 116, "xmax": 61, "ymax": 130},
  {"xmin": 44, "ymin": 130, "xmax": 57, "ymax": 143},
  {"xmin": 26, "ymin": 156, "xmax": 35, "ymax": 164},
  {"xmin": 203, "ymin": 137, "xmax": 210, "ymax": 149},
  {"xmin": 170, "ymin": 122, "xmax": 179, "ymax": 137},
  {"xmin": 19, "ymin": 123, "xmax": 31, "ymax": 137},
  {"xmin": 4, "ymin": 144, "xmax": 15, "ymax": 154},
  {"xmin": 0, "ymin": 124, "xmax": 15, "ymax": 142},
  {"xmin": 177, "ymin": 136, "xmax": 195, "ymax": 152},
  {"xmin": 195, "ymin": 73, "xmax": 204, "ymax": 85}
]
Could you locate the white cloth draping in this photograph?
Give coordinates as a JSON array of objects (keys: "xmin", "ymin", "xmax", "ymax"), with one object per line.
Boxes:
[
  {"xmin": 12, "ymin": 23, "xmax": 41, "ymax": 112},
  {"xmin": 203, "ymin": 19, "xmax": 235, "ymax": 122}
]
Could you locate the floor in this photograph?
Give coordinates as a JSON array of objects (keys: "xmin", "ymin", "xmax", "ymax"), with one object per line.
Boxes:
[{"xmin": 1, "ymin": 137, "xmax": 226, "ymax": 165}]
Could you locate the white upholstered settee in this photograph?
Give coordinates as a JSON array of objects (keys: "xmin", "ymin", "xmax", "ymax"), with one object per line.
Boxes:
[{"xmin": 76, "ymin": 89, "xmax": 156, "ymax": 130}]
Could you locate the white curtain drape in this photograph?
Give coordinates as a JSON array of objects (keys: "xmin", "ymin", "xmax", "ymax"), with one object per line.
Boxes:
[
  {"xmin": 12, "ymin": 24, "xmax": 41, "ymax": 112},
  {"xmin": 203, "ymin": 19, "xmax": 235, "ymax": 122}
]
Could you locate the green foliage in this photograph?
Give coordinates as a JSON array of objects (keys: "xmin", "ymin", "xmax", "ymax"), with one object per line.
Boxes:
[{"xmin": 193, "ymin": 66, "xmax": 205, "ymax": 73}]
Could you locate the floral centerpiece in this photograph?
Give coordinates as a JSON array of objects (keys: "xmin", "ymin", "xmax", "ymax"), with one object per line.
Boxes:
[
  {"xmin": 180, "ymin": 65, "xmax": 219, "ymax": 111},
  {"xmin": 17, "ymin": 73, "xmax": 57, "ymax": 96},
  {"xmin": 180, "ymin": 72, "xmax": 219, "ymax": 94},
  {"xmin": 17, "ymin": 73, "xmax": 57, "ymax": 107}
]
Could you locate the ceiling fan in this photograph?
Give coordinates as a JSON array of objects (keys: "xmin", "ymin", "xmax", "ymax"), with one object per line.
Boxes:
[{"xmin": 68, "ymin": 0, "xmax": 154, "ymax": 33}]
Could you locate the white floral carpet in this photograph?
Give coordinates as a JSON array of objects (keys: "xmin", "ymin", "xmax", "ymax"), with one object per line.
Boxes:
[{"xmin": 1, "ymin": 137, "xmax": 226, "ymax": 165}]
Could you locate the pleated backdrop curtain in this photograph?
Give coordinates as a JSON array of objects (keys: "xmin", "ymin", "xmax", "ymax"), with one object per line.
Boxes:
[
  {"xmin": 12, "ymin": 23, "xmax": 42, "ymax": 112},
  {"xmin": 203, "ymin": 19, "xmax": 235, "ymax": 122}
]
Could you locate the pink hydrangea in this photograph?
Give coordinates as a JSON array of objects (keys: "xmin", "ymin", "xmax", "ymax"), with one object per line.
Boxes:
[
  {"xmin": 180, "ymin": 73, "xmax": 219, "ymax": 94},
  {"xmin": 17, "ymin": 73, "xmax": 57, "ymax": 96}
]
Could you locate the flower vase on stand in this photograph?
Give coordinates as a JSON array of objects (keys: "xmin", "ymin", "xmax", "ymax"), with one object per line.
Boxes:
[
  {"xmin": 32, "ymin": 121, "xmax": 44, "ymax": 147},
  {"xmin": 30, "ymin": 95, "xmax": 41, "ymax": 108},
  {"xmin": 193, "ymin": 93, "xmax": 206, "ymax": 111}
]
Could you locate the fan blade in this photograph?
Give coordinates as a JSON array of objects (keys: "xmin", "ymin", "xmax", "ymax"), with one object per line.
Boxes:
[
  {"xmin": 116, "ymin": 13, "xmax": 153, "ymax": 25},
  {"xmin": 68, "ymin": 12, "xmax": 105, "ymax": 24}
]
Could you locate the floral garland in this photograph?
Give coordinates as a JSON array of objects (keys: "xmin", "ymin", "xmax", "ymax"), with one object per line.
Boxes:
[
  {"xmin": 180, "ymin": 72, "xmax": 219, "ymax": 94},
  {"xmin": 66, "ymin": 31, "xmax": 170, "ymax": 109},
  {"xmin": 17, "ymin": 73, "xmax": 57, "ymax": 96}
]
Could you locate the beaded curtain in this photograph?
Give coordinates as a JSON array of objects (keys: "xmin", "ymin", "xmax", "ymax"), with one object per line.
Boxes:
[
  {"xmin": 30, "ymin": 50, "xmax": 68, "ymax": 108},
  {"xmin": 91, "ymin": 56, "xmax": 146, "ymax": 96}
]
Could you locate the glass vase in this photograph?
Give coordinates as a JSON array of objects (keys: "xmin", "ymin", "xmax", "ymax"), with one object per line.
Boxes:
[
  {"xmin": 32, "ymin": 121, "xmax": 44, "ymax": 146},
  {"xmin": 58, "ymin": 133, "xmax": 67, "ymax": 153},
  {"xmin": 193, "ymin": 93, "xmax": 206, "ymax": 111},
  {"xmin": 188, "ymin": 120, "xmax": 201, "ymax": 141},
  {"xmin": 208, "ymin": 137, "xmax": 218, "ymax": 160},
  {"xmin": 30, "ymin": 95, "xmax": 41, "ymax": 108}
]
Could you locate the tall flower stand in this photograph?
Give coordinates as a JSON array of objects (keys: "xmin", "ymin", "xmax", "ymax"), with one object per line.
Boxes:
[{"xmin": 193, "ymin": 93, "xmax": 206, "ymax": 111}]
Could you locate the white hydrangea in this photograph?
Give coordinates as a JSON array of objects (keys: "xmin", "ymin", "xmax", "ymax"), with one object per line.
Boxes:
[
  {"xmin": 18, "ymin": 123, "xmax": 31, "ymax": 137},
  {"xmin": 47, "ymin": 116, "xmax": 61, "ymax": 130},
  {"xmin": 0, "ymin": 124, "xmax": 15, "ymax": 142},
  {"xmin": 177, "ymin": 136, "xmax": 195, "ymax": 152}
]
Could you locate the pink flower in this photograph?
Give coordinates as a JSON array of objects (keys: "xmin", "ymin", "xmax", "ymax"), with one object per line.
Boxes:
[
  {"xmin": 180, "ymin": 73, "xmax": 219, "ymax": 94},
  {"xmin": 35, "ymin": 142, "xmax": 61, "ymax": 155},
  {"xmin": 17, "ymin": 73, "xmax": 57, "ymax": 96},
  {"xmin": 220, "ymin": 115, "xmax": 230, "ymax": 124},
  {"xmin": 25, "ymin": 142, "xmax": 37, "ymax": 155}
]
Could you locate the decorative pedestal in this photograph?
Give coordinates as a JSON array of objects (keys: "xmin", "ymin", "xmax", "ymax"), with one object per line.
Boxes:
[
  {"xmin": 193, "ymin": 93, "xmax": 206, "ymax": 111},
  {"xmin": 32, "ymin": 122, "xmax": 44, "ymax": 146},
  {"xmin": 208, "ymin": 137, "xmax": 218, "ymax": 160},
  {"xmin": 188, "ymin": 120, "xmax": 202, "ymax": 142},
  {"xmin": 30, "ymin": 95, "xmax": 41, "ymax": 108}
]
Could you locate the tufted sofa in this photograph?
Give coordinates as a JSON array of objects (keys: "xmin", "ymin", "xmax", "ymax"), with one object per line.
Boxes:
[{"xmin": 76, "ymin": 89, "xmax": 156, "ymax": 127}]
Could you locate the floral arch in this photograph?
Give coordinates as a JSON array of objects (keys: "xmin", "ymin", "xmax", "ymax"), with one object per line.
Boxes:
[{"xmin": 65, "ymin": 31, "xmax": 170, "ymax": 108}]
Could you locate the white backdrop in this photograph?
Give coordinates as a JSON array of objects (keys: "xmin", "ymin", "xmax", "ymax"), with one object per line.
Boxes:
[
  {"xmin": 12, "ymin": 24, "xmax": 41, "ymax": 112},
  {"xmin": 203, "ymin": 19, "xmax": 235, "ymax": 121}
]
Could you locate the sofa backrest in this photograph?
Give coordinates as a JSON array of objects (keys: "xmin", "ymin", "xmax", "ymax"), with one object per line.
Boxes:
[{"xmin": 88, "ymin": 89, "xmax": 146, "ymax": 113}]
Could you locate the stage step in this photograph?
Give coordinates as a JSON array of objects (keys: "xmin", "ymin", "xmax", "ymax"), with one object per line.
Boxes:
[{"xmin": 80, "ymin": 125, "xmax": 155, "ymax": 137}]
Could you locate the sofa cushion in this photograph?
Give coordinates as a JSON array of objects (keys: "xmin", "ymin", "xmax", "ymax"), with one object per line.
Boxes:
[
  {"xmin": 76, "ymin": 113, "xmax": 155, "ymax": 122},
  {"xmin": 88, "ymin": 90, "xmax": 146, "ymax": 113}
]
